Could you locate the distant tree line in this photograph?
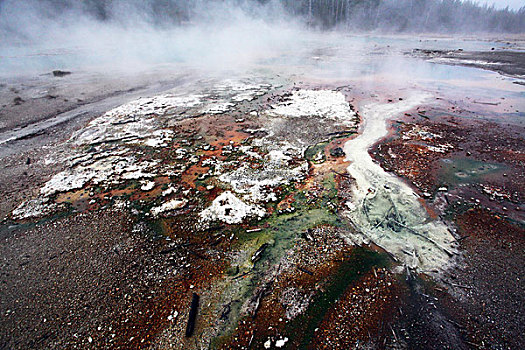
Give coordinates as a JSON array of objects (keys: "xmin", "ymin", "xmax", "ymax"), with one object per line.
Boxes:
[
  {"xmin": 280, "ymin": 0, "xmax": 525, "ymax": 32},
  {"xmin": 2, "ymin": 0, "xmax": 524, "ymax": 33}
]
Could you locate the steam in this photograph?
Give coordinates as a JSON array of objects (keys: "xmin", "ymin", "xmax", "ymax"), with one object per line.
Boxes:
[
  {"xmin": 1, "ymin": 0, "xmax": 523, "ymax": 77},
  {"xmin": 0, "ymin": 0, "xmax": 305, "ymax": 75}
]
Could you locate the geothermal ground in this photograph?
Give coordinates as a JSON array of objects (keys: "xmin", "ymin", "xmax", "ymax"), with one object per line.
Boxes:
[{"xmin": 0, "ymin": 36, "xmax": 524, "ymax": 350}]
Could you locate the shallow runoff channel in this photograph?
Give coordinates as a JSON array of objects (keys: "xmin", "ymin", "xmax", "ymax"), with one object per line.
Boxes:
[{"xmin": 343, "ymin": 94, "xmax": 457, "ymax": 273}]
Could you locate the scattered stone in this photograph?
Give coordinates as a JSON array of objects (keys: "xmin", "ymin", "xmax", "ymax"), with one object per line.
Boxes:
[
  {"xmin": 52, "ymin": 70, "xmax": 71, "ymax": 77},
  {"xmin": 330, "ymin": 147, "xmax": 345, "ymax": 158},
  {"xmin": 276, "ymin": 337, "xmax": 289, "ymax": 347},
  {"xmin": 185, "ymin": 293, "xmax": 199, "ymax": 338},
  {"xmin": 251, "ymin": 243, "xmax": 269, "ymax": 264},
  {"xmin": 140, "ymin": 181, "xmax": 155, "ymax": 191}
]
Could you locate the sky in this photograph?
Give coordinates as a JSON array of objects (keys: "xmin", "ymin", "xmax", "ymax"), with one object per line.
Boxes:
[{"xmin": 474, "ymin": 0, "xmax": 524, "ymax": 10}]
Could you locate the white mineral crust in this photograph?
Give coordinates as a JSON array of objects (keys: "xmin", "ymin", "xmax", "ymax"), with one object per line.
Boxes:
[{"xmin": 200, "ymin": 191, "xmax": 265, "ymax": 224}]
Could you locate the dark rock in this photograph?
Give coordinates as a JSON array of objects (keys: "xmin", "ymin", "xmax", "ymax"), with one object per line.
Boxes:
[
  {"xmin": 330, "ymin": 147, "xmax": 345, "ymax": 158},
  {"xmin": 251, "ymin": 243, "xmax": 269, "ymax": 264},
  {"xmin": 185, "ymin": 293, "xmax": 199, "ymax": 337},
  {"xmin": 52, "ymin": 70, "xmax": 72, "ymax": 77}
]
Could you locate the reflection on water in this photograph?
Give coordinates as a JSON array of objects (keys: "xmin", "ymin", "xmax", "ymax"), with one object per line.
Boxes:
[{"xmin": 440, "ymin": 158, "xmax": 503, "ymax": 184}]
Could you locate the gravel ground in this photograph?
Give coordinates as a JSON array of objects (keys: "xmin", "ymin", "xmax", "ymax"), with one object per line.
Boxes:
[
  {"xmin": 0, "ymin": 44, "xmax": 523, "ymax": 349},
  {"xmin": 0, "ymin": 209, "xmax": 170, "ymax": 349}
]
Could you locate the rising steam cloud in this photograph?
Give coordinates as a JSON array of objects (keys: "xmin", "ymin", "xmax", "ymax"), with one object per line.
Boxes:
[
  {"xmin": 0, "ymin": 1, "xmax": 309, "ymax": 74},
  {"xmin": 0, "ymin": 0, "xmax": 523, "ymax": 75}
]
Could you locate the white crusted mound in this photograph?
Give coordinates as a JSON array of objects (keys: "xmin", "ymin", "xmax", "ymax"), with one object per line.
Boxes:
[
  {"xmin": 40, "ymin": 156, "xmax": 158, "ymax": 197},
  {"xmin": 267, "ymin": 89, "xmax": 356, "ymax": 125},
  {"xmin": 151, "ymin": 199, "xmax": 188, "ymax": 217},
  {"xmin": 200, "ymin": 191, "xmax": 266, "ymax": 224},
  {"xmin": 11, "ymin": 78, "xmax": 274, "ymax": 221},
  {"xmin": 219, "ymin": 148, "xmax": 308, "ymax": 203},
  {"xmin": 11, "ymin": 198, "xmax": 57, "ymax": 220},
  {"xmin": 71, "ymin": 94, "xmax": 202, "ymax": 147}
]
